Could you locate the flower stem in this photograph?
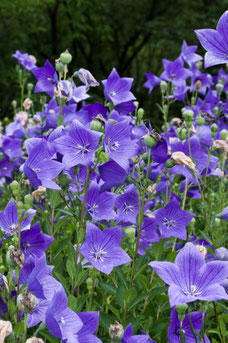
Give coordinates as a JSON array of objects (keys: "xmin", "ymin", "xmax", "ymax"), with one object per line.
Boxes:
[
  {"xmin": 213, "ymin": 301, "xmax": 225, "ymax": 343},
  {"xmin": 79, "ymin": 166, "xmax": 91, "ymax": 232}
]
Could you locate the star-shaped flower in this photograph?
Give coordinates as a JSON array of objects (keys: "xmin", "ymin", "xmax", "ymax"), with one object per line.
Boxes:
[{"xmin": 32, "ymin": 60, "xmax": 58, "ymax": 97}]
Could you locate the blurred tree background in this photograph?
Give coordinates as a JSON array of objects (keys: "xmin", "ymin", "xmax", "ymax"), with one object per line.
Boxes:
[{"xmin": 0, "ymin": 0, "xmax": 227, "ymax": 123}]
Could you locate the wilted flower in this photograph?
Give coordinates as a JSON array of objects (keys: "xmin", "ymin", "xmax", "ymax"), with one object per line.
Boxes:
[
  {"xmin": 0, "ymin": 320, "xmax": 12, "ymax": 343},
  {"xmin": 15, "ymin": 111, "xmax": 28, "ymax": 126},
  {"xmin": 109, "ymin": 321, "xmax": 123, "ymax": 340},
  {"xmin": 23, "ymin": 98, "xmax": 33, "ymax": 110},
  {"xmin": 77, "ymin": 68, "xmax": 100, "ymax": 89},
  {"xmin": 26, "ymin": 338, "xmax": 44, "ymax": 343},
  {"xmin": 195, "ymin": 244, "xmax": 207, "ymax": 258},
  {"xmin": 32, "ymin": 186, "xmax": 46, "ymax": 202},
  {"xmin": 171, "ymin": 151, "xmax": 196, "ymax": 171}
]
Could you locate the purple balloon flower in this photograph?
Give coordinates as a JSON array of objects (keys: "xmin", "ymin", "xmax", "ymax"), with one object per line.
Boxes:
[
  {"xmin": 180, "ymin": 40, "xmax": 202, "ymax": 66},
  {"xmin": 154, "ymin": 198, "xmax": 195, "ymax": 240},
  {"xmin": 102, "ymin": 68, "xmax": 136, "ymax": 106},
  {"xmin": 160, "ymin": 57, "xmax": 192, "ymax": 87},
  {"xmin": 149, "ymin": 242, "xmax": 228, "ymax": 307},
  {"xmin": 168, "ymin": 308, "xmax": 210, "ymax": 343},
  {"xmin": 55, "ymin": 119, "xmax": 102, "ymax": 168},
  {"xmin": 195, "ymin": 11, "xmax": 228, "ymax": 68},
  {"xmin": 12, "ymin": 50, "xmax": 36, "ymax": 71},
  {"xmin": 32, "ymin": 60, "xmax": 58, "ymax": 97},
  {"xmin": 122, "ymin": 323, "xmax": 155, "ymax": 343},
  {"xmin": 80, "ymin": 223, "xmax": 131, "ymax": 274},
  {"xmin": 0, "ymin": 199, "xmax": 35, "ymax": 239},
  {"xmin": 115, "ymin": 185, "xmax": 139, "ymax": 225},
  {"xmin": 143, "ymin": 73, "xmax": 160, "ymax": 94}
]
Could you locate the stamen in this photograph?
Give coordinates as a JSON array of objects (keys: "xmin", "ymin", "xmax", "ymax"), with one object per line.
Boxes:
[
  {"xmin": 163, "ymin": 217, "xmax": 176, "ymax": 229},
  {"xmin": 90, "ymin": 250, "xmax": 107, "ymax": 262},
  {"xmin": 76, "ymin": 143, "xmax": 91, "ymax": 158}
]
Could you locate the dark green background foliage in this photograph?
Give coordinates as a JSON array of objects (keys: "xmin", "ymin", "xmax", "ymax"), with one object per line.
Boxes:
[{"xmin": 0, "ymin": 0, "xmax": 227, "ymax": 122}]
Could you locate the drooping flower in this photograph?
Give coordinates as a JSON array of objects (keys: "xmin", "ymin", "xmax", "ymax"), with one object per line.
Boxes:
[
  {"xmin": 54, "ymin": 119, "xmax": 102, "ymax": 168},
  {"xmin": 46, "ymin": 287, "xmax": 83, "ymax": 342},
  {"xmin": 102, "ymin": 68, "xmax": 136, "ymax": 105},
  {"xmin": 80, "ymin": 223, "xmax": 131, "ymax": 274},
  {"xmin": 195, "ymin": 11, "xmax": 228, "ymax": 68},
  {"xmin": 154, "ymin": 199, "xmax": 194, "ymax": 240},
  {"xmin": 149, "ymin": 242, "xmax": 228, "ymax": 307},
  {"xmin": 0, "ymin": 199, "xmax": 35, "ymax": 239},
  {"xmin": 121, "ymin": 323, "xmax": 155, "ymax": 343},
  {"xmin": 77, "ymin": 68, "xmax": 100, "ymax": 89},
  {"xmin": 220, "ymin": 206, "xmax": 228, "ymax": 221},
  {"xmin": 32, "ymin": 60, "xmax": 58, "ymax": 97},
  {"xmin": 70, "ymin": 83, "xmax": 90, "ymax": 103},
  {"xmin": 12, "ymin": 50, "xmax": 36, "ymax": 71},
  {"xmin": 168, "ymin": 308, "xmax": 210, "ymax": 343},
  {"xmin": 78, "ymin": 181, "xmax": 116, "ymax": 222}
]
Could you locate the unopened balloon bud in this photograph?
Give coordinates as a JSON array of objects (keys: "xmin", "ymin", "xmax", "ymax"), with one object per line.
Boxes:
[
  {"xmin": 214, "ymin": 106, "xmax": 219, "ymax": 115},
  {"xmin": 211, "ymin": 123, "xmax": 218, "ymax": 138},
  {"xmin": 133, "ymin": 101, "xmax": 139, "ymax": 108},
  {"xmin": 60, "ymin": 50, "xmax": 72, "ymax": 65},
  {"xmin": 216, "ymin": 83, "xmax": 224, "ymax": 95},
  {"xmin": 191, "ymin": 97, "xmax": 196, "ymax": 106},
  {"xmin": 86, "ymin": 277, "xmax": 93, "ymax": 291},
  {"xmin": 196, "ymin": 116, "xmax": 205, "ymax": 126},
  {"xmin": 165, "ymin": 158, "xmax": 175, "ymax": 169},
  {"xmin": 10, "ymin": 180, "xmax": 20, "ymax": 196},
  {"xmin": 176, "ymin": 127, "xmax": 187, "ymax": 141},
  {"xmin": 24, "ymin": 194, "xmax": 34, "ymax": 210},
  {"xmin": 137, "ymin": 108, "xmax": 144, "ymax": 120},
  {"xmin": 17, "ymin": 289, "xmax": 37, "ymax": 313},
  {"xmin": 163, "ymin": 104, "xmax": 168, "ymax": 114},
  {"xmin": 90, "ymin": 119, "xmax": 103, "ymax": 132},
  {"xmin": 56, "ymin": 172, "xmax": 72, "ymax": 189},
  {"xmin": 220, "ymin": 129, "xmax": 228, "ymax": 141},
  {"xmin": 144, "ymin": 134, "xmax": 157, "ymax": 148},
  {"xmin": 125, "ymin": 227, "xmax": 136, "ymax": 242},
  {"xmin": 214, "ymin": 247, "xmax": 228, "ymax": 261},
  {"xmin": 182, "ymin": 109, "xmax": 194, "ymax": 122},
  {"xmin": 12, "ymin": 100, "xmax": 17, "ymax": 109},
  {"xmin": 196, "ymin": 61, "xmax": 203, "ymax": 70},
  {"xmin": 55, "ymin": 61, "xmax": 64, "ymax": 73},
  {"xmin": 160, "ymin": 80, "xmax": 168, "ymax": 93},
  {"xmin": 176, "ymin": 303, "xmax": 188, "ymax": 315},
  {"xmin": 27, "ymin": 83, "xmax": 34, "ymax": 92},
  {"xmin": 16, "ymin": 201, "xmax": 24, "ymax": 216}
]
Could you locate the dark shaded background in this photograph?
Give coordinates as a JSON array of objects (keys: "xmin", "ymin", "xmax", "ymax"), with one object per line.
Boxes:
[{"xmin": 0, "ymin": 0, "xmax": 227, "ymax": 123}]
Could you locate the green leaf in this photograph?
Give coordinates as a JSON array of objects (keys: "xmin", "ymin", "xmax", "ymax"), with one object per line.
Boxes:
[
  {"xmin": 54, "ymin": 272, "xmax": 70, "ymax": 295},
  {"xmin": 100, "ymin": 312, "xmax": 114, "ymax": 332},
  {"xmin": 76, "ymin": 295, "xmax": 88, "ymax": 312},
  {"xmin": 100, "ymin": 282, "xmax": 117, "ymax": 295},
  {"xmin": 115, "ymin": 267, "xmax": 128, "ymax": 289},
  {"xmin": 107, "ymin": 304, "xmax": 121, "ymax": 321},
  {"xmin": 75, "ymin": 270, "xmax": 88, "ymax": 287},
  {"xmin": 68, "ymin": 295, "xmax": 77, "ymax": 311},
  {"xmin": 40, "ymin": 329, "xmax": 60, "ymax": 343},
  {"xmin": 66, "ymin": 259, "xmax": 75, "ymax": 280},
  {"xmin": 46, "ymin": 189, "xmax": 62, "ymax": 209},
  {"xmin": 129, "ymin": 292, "xmax": 150, "ymax": 310},
  {"xmin": 14, "ymin": 321, "xmax": 24, "ymax": 337},
  {"xmin": 167, "ymin": 250, "xmax": 177, "ymax": 262},
  {"xmin": 123, "ymin": 287, "xmax": 137, "ymax": 303},
  {"xmin": 67, "ymin": 241, "xmax": 76, "ymax": 262},
  {"xmin": 135, "ymin": 274, "xmax": 150, "ymax": 290}
]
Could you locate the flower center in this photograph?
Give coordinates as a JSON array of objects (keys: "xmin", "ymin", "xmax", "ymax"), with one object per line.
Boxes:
[
  {"xmin": 76, "ymin": 143, "xmax": 91, "ymax": 158},
  {"xmin": 109, "ymin": 91, "xmax": 116, "ymax": 97},
  {"xmin": 90, "ymin": 249, "xmax": 107, "ymax": 262},
  {"xmin": 32, "ymin": 168, "xmax": 40, "ymax": 173},
  {"xmin": 87, "ymin": 203, "xmax": 99, "ymax": 215},
  {"xmin": 8, "ymin": 223, "xmax": 18, "ymax": 234},
  {"xmin": 123, "ymin": 202, "xmax": 134, "ymax": 214},
  {"xmin": 183, "ymin": 284, "xmax": 202, "ymax": 297},
  {"xmin": 169, "ymin": 73, "xmax": 176, "ymax": 80},
  {"xmin": 106, "ymin": 138, "xmax": 120, "ymax": 153},
  {"xmin": 163, "ymin": 217, "xmax": 176, "ymax": 229},
  {"xmin": 59, "ymin": 316, "xmax": 65, "ymax": 324}
]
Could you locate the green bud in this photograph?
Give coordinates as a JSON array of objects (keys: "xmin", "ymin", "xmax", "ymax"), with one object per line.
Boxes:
[
  {"xmin": 196, "ymin": 116, "xmax": 205, "ymax": 126},
  {"xmin": 176, "ymin": 303, "xmax": 188, "ymax": 314},
  {"xmin": 160, "ymin": 80, "xmax": 168, "ymax": 92},
  {"xmin": 56, "ymin": 172, "xmax": 72, "ymax": 189},
  {"xmin": 133, "ymin": 101, "xmax": 139, "ymax": 108},
  {"xmin": 211, "ymin": 123, "xmax": 218, "ymax": 138},
  {"xmin": 196, "ymin": 61, "xmax": 202, "ymax": 70},
  {"xmin": 0, "ymin": 265, "xmax": 6, "ymax": 274},
  {"xmin": 16, "ymin": 201, "xmax": 24, "ymax": 216},
  {"xmin": 24, "ymin": 194, "xmax": 34, "ymax": 210},
  {"xmin": 185, "ymin": 120, "xmax": 192, "ymax": 129},
  {"xmin": 56, "ymin": 62, "xmax": 64, "ymax": 73},
  {"xmin": 86, "ymin": 277, "xmax": 93, "ymax": 291},
  {"xmin": 27, "ymin": 83, "xmax": 33, "ymax": 91},
  {"xmin": 191, "ymin": 97, "xmax": 196, "ymax": 106},
  {"xmin": 214, "ymin": 106, "xmax": 219, "ymax": 115},
  {"xmin": 125, "ymin": 227, "xmax": 136, "ymax": 242},
  {"xmin": 220, "ymin": 129, "xmax": 228, "ymax": 140},
  {"xmin": 201, "ymin": 301, "xmax": 208, "ymax": 314},
  {"xmin": 60, "ymin": 50, "xmax": 72, "ymax": 64},
  {"xmin": 12, "ymin": 100, "xmax": 17, "ymax": 109},
  {"xmin": 216, "ymin": 83, "xmax": 224, "ymax": 94},
  {"xmin": 90, "ymin": 119, "xmax": 103, "ymax": 132},
  {"xmin": 176, "ymin": 127, "xmax": 187, "ymax": 141},
  {"xmin": 163, "ymin": 104, "xmax": 168, "ymax": 114},
  {"xmin": 144, "ymin": 134, "xmax": 157, "ymax": 148},
  {"xmin": 214, "ymin": 217, "xmax": 221, "ymax": 227},
  {"xmin": 10, "ymin": 181, "xmax": 20, "ymax": 196},
  {"xmin": 166, "ymin": 158, "xmax": 175, "ymax": 169},
  {"xmin": 182, "ymin": 109, "xmax": 194, "ymax": 122},
  {"xmin": 137, "ymin": 108, "xmax": 144, "ymax": 119},
  {"xmin": 0, "ymin": 153, "xmax": 3, "ymax": 161}
]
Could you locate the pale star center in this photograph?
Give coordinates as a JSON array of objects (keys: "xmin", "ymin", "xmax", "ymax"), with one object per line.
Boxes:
[{"xmin": 163, "ymin": 217, "xmax": 176, "ymax": 229}]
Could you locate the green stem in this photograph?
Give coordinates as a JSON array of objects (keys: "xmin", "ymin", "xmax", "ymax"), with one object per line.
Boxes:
[
  {"xmin": 188, "ymin": 130, "xmax": 192, "ymax": 160},
  {"xmin": 188, "ymin": 308, "xmax": 198, "ymax": 343},
  {"xmin": 213, "ymin": 302, "xmax": 225, "ymax": 343},
  {"xmin": 23, "ymin": 312, "xmax": 28, "ymax": 342}
]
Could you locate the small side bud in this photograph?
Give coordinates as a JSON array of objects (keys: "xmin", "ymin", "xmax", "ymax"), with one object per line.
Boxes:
[
  {"xmin": 144, "ymin": 134, "xmax": 157, "ymax": 148},
  {"xmin": 160, "ymin": 80, "xmax": 168, "ymax": 93},
  {"xmin": 165, "ymin": 158, "xmax": 175, "ymax": 169},
  {"xmin": 176, "ymin": 127, "xmax": 187, "ymax": 141},
  {"xmin": 24, "ymin": 194, "xmax": 34, "ymax": 210},
  {"xmin": 196, "ymin": 116, "xmax": 205, "ymax": 126},
  {"xmin": 16, "ymin": 201, "xmax": 24, "ymax": 216},
  {"xmin": 182, "ymin": 109, "xmax": 194, "ymax": 122},
  {"xmin": 125, "ymin": 227, "xmax": 136, "ymax": 244},
  {"xmin": 12, "ymin": 100, "xmax": 17, "ymax": 109},
  {"xmin": 137, "ymin": 108, "xmax": 144, "ymax": 120},
  {"xmin": 90, "ymin": 119, "xmax": 103, "ymax": 132},
  {"xmin": 10, "ymin": 180, "xmax": 20, "ymax": 197},
  {"xmin": 216, "ymin": 83, "xmax": 224, "ymax": 95},
  {"xmin": 220, "ymin": 129, "xmax": 228, "ymax": 141},
  {"xmin": 86, "ymin": 277, "xmax": 93, "ymax": 291},
  {"xmin": 55, "ymin": 61, "xmax": 64, "ymax": 73}
]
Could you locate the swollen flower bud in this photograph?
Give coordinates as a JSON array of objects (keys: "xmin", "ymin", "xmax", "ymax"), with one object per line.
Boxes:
[
  {"xmin": 56, "ymin": 172, "xmax": 73, "ymax": 189},
  {"xmin": 55, "ymin": 61, "xmax": 64, "ymax": 73},
  {"xmin": 144, "ymin": 134, "xmax": 157, "ymax": 148},
  {"xmin": 196, "ymin": 116, "xmax": 205, "ymax": 126},
  {"xmin": 109, "ymin": 321, "xmax": 123, "ymax": 340},
  {"xmin": 182, "ymin": 109, "xmax": 194, "ymax": 122},
  {"xmin": 216, "ymin": 82, "xmax": 224, "ymax": 94},
  {"xmin": 137, "ymin": 108, "xmax": 144, "ymax": 120},
  {"xmin": 24, "ymin": 194, "xmax": 34, "ymax": 210},
  {"xmin": 60, "ymin": 50, "xmax": 72, "ymax": 65},
  {"xmin": 176, "ymin": 127, "xmax": 187, "ymax": 141},
  {"xmin": 27, "ymin": 83, "xmax": 34, "ymax": 92},
  {"xmin": 160, "ymin": 80, "xmax": 168, "ymax": 93},
  {"xmin": 16, "ymin": 201, "xmax": 24, "ymax": 216},
  {"xmin": 86, "ymin": 277, "xmax": 93, "ymax": 291},
  {"xmin": 165, "ymin": 158, "xmax": 175, "ymax": 169},
  {"xmin": 125, "ymin": 227, "xmax": 136, "ymax": 243},
  {"xmin": 176, "ymin": 303, "xmax": 188, "ymax": 323},
  {"xmin": 214, "ymin": 247, "xmax": 228, "ymax": 261},
  {"xmin": 17, "ymin": 289, "xmax": 37, "ymax": 313},
  {"xmin": 220, "ymin": 129, "xmax": 228, "ymax": 140},
  {"xmin": 12, "ymin": 100, "xmax": 17, "ymax": 109},
  {"xmin": 90, "ymin": 119, "xmax": 103, "ymax": 132},
  {"xmin": 10, "ymin": 180, "xmax": 20, "ymax": 196},
  {"xmin": 211, "ymin": 123, "xmax": 218, "ymax": 138}
]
